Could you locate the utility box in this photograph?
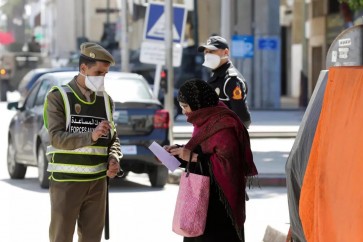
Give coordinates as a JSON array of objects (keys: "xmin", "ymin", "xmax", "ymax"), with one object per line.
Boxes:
[{"xmin": 326, "ymin": 25, "xmax": 363, "ymax": 68}]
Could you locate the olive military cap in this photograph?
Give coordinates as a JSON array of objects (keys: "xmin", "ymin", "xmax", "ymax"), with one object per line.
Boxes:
[{"xmin": 80, "ymin": 42, "xmax": 115, "ymax": 65}]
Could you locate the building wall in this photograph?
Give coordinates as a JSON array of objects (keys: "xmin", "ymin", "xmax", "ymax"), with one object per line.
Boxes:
[
  {"xmin": 197, "ymin": 0, "xmax": 220, "ymax": 43},
  {"xmin": 54, "ymin": 0, "xmax": 76, "ymax": 57}
]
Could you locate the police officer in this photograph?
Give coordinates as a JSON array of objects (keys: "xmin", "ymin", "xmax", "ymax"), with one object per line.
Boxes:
[
  {"xmin": 44, "ymin": 42, "xmax": 123, "ymax": 242},
  {"xmin": 198, "ymin": 36, "xmax": 251, "ymax": 128}
]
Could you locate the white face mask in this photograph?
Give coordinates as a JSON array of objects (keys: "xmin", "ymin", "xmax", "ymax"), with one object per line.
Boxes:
[
  {"xmin": 202, "ymin": 53, "xmax": 228, "ymax": 69},
  {"xmin": 80, "ymin": 73, "xmax": 105, "ymax": 92}
]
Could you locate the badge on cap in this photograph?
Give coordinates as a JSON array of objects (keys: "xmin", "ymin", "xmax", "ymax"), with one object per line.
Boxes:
[{"xmin": 89, "ymin": 52, "xmax": 95, "ymax": 58}]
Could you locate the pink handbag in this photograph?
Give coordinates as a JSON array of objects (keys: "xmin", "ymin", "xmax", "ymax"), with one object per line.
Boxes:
[{"xmin": 172, "ymin": 161, "xmax": 210, "ymax": 237}]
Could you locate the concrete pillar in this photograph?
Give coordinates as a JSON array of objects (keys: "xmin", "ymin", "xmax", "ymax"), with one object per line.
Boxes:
[
  {"xmin": 220, "ymin": 0, "xmax": 232, "ymax": 44},
  {"xmin": 253, "ymin": 0, "xmax": 281, "ymax": 108},
  {"xmin": 233, "ymin": 0, "xmax": 281, "ymax": 109}
]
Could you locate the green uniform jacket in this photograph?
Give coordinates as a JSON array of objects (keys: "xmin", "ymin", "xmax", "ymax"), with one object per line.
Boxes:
[{"xmin": 45, "ymin": 77, "xmax": 122, "ymax": 175}]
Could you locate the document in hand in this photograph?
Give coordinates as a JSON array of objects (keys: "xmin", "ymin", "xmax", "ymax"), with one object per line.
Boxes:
[{"xmin": 148, "ymin": 141, "xmax": 181, "ymax": 172}]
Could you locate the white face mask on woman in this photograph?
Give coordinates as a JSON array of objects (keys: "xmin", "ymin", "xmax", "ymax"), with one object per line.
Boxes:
[
  {"xmin": 79, "ymin": 72, "xmax": 105, "ymax": 92},
  {"xmin": 202, "ymin": 53, "xmax": 228, "ymax": 69}
]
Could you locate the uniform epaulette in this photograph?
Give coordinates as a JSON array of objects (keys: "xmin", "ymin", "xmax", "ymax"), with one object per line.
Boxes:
[{"xmin": 227, "ymin": 68, "xmax": 238, "ymax": 77}]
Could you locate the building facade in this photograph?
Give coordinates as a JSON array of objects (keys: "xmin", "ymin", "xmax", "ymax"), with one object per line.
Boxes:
[{"xmin": 22, "ymin": 0, "xmax": 356, "ymax": 109}]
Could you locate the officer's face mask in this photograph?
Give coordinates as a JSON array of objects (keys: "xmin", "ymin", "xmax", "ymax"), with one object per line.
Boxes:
[
  {"xmin": 79, "ymin": 72, "xmax": 105, "ymax": 92},
  {"xmin": 202, "ymin": 53, "xmax": 228, "ymax": 69}
]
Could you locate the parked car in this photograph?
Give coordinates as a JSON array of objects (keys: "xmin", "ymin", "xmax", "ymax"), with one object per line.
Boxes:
[
  {"xmin": 7, "ymin": 71, "xmax": 170, "ymax": 188},
  {"xmin": 17, "ymin": 67, "xmax": 77, "ymax": 101}
]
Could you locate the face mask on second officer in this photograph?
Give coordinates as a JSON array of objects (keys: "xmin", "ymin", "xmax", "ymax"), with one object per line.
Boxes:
[{"xmin": 198, "ymin": 36, "xmax": 230, "ymax": 70}]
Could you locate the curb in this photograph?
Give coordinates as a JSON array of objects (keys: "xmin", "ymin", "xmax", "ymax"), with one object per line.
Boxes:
[{"xmin": 174, "ymin": 132, "xmax": 297, "ymax": 139}]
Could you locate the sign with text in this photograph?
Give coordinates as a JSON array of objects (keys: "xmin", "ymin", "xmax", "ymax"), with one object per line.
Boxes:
[
  {"xmin": 258, "ymin": 37, "xmax": 279, "ymax": 50},
  {"xmin": 140, "ymin": 41, "xmax": 182, "ymax": 66},
  {"xmin": 231, "ymin": 35, "xmax": 254, "ymax": 58}
]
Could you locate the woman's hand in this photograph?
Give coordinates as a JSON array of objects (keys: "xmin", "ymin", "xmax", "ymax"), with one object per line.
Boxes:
[
  {"xmin": 169, "ymin": 147, "xmax": 198, "ymax": 162},
  {"xmin": 163, "ymin": 144, "xmax": 180, "ymax": 152}
]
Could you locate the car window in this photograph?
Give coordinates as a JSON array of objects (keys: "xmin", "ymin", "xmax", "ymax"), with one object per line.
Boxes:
[
  {"xmin": 35, "ymin": 79, "xmax": 52, "ymax": 106},
  {"xmin": 105, "ymin": 77, "xmax": 153, "ymax": 102},
  {"xmin": 18, "ymin": 70, "xmax": 35, "ymax": 90},
  {"xmin": 24, "ymin": 81, "xmax": 41, "ymax": 109}
]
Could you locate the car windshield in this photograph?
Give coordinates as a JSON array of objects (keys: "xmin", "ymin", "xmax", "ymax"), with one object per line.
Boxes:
[{"xmin": 105, "ymin": 76, "xmax": 153, "ymax": 102}]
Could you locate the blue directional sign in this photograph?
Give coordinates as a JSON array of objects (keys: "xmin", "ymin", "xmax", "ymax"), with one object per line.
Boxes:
[
  {"xmin": 143, "ymin": 3, "xmax": 187, "ymax": 44},
  {"xmin": 231, "ymin": 35, "xmax": 254, "ymax": 58},
  {"xmin": 258, "ymin": 37, "xmax": 279, "ymax": 50}
]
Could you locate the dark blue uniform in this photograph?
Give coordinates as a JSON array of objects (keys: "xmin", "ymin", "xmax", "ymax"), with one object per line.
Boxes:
[{"xmin": 207, "ymin": 61, "xmax": 251, "ymax": 128}]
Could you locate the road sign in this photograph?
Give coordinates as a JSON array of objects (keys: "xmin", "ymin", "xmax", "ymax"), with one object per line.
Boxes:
[
  {"xmin": 143, "ymin": 3, "xmax": 187, "ymax": 44},
  {"xmin": 231, "ymin": 35, "xmax": 254, "ymax": 58},
  {"xmin": 258, "ymin": 37, "xmax": 279, "ymax": 50},
  {"xmin": 140, "ymin": 3, "xmax": 187, "ymax": 67},
  {"xmin": 140, "ymin": 41, "xmax": 183, "ymax": 66}
]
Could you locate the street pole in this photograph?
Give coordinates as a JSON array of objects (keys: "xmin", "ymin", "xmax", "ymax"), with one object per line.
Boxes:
[
  {"xmin": 220, "ymin": 0, "xmax": 231, "ymax": 43},
  {"xmin": 251, "ymin": 0, "xmax": 255, "ymax": 107},
  {"xmin": 165, "ymin": 0, "xmax": 174, "ymax": 145},
  {"xmin": 193, "ymin": 0, "xmax": 199, "ymax": 47},
  {"xmin": 106, "ymin": 0, "xmax": 110, "ymax": 24},
  {"xmin": 120, "ymin": 0, "xmax": 129, "ymax": 72}
]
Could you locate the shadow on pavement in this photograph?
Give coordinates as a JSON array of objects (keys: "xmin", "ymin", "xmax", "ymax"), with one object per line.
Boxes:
[
  {"xmin": 1, "ymin": 177, "xmax": 49, "ymax": 193},
  {"xmin": 109, "ymin": 177, "xmax": 164, "ymax": 193}
]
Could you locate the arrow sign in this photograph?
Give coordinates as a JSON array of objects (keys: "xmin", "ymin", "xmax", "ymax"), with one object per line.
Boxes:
[
  {"xmin": 147, "ymin": 14, "xmax": 180, "ymax": 41},
  {"xmin": 143, "ymin": 3, "xmax": 187, "ymax": 44}
]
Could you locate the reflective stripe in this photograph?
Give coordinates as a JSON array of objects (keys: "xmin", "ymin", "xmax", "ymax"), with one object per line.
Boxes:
[
  {"xmin": 46, "ymin": 145, "xmax": 108, "ymax": 155},
  {"xmin": 103, "ymin": 91, "xmax": 115, "ymax": 138},
  {"xmin": 57, "ymin": 86, "xmax": 71, "ymax": 130},
  {"xmin": 47, "ymin": 162, "xmax": 107, "ymax": 174},
  {"xmin": 221, "ymin": 77, "xmax": 231, "ymax": 101}
]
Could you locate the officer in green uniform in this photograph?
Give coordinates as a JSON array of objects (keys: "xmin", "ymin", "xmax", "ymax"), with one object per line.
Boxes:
[
  {"xmin": 198, "ymin": 36, "xmax": 251, "ymax": 128},
  {"xmin": 44, "ymin": 42, "xmax": 123, "ymax": 242}
]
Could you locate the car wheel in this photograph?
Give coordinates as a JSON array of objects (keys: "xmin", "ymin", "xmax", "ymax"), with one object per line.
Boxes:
[
  {"xmin": 148, "ymin": 165, "xmax": 168, "ymax": 188},
  {"xmin": 37, "ymin": 145, "xmax": 50, "ymax": 189},
  {"xmin": 7, "ymin": 137, "xmax": 27, "ymax": 179}
]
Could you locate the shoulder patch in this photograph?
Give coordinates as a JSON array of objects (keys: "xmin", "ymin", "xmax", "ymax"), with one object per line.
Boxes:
[{"xmin": 232, "ymin": 85, "xmax": 243, "ymax": 100}]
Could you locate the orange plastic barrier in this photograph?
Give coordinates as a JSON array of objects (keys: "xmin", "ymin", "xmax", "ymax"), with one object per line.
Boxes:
[{"xmin": 300, "ymin": 67, "xmax": 363, "ymax": 242}]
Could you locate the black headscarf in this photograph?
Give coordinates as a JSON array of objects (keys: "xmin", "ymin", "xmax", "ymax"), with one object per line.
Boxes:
[{"xmin": 178, "ymin": 79, "xmax": 219, "ymax": 111}]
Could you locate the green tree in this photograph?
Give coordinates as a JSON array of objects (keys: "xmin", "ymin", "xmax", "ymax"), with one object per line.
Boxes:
[{"xmin": 340, "ymin": 0, "xmax": 363, "ymax": 10}]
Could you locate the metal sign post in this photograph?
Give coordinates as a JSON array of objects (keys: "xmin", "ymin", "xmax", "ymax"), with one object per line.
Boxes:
[
  {"xmin": 140, "ymin": 2, "xmax": 187, "ymax": 145},
  {"xmin": 165, "ymin": 0, "xmax": 174, "ymax": 144}
]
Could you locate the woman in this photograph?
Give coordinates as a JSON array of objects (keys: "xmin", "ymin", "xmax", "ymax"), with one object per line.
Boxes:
[{"xmin": 166, "ymin": 79, "xmax": 258, "ymax": 242}]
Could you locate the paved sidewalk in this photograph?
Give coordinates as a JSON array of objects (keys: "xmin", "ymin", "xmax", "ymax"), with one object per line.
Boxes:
[{"xmin": 173, "ymin": 109, "xmax": 304, "ymax": 138}]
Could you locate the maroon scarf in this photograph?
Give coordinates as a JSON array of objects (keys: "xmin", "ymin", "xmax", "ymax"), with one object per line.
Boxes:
[{"xmin": 184, "ymin": 103, "xmax": 258, "ymax": 240}]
